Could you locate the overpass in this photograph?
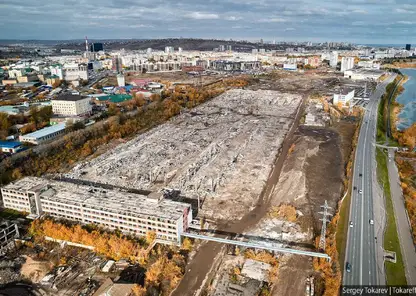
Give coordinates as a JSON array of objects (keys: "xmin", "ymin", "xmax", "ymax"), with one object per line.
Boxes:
[{"xmin": 182, "ymin": 232, "xmax": 330, "ymax": 260}]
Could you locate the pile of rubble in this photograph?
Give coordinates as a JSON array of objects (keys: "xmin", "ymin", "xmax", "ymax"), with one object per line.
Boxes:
[{"xmin": 70, "ymin": 89, "xmax": 302, "ymax": 220}]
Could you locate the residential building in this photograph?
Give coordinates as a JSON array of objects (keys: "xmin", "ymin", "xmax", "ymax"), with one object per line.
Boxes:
[
  {"xmin": 63, "ymin": 63, "xmax": 88, "ymax": 82},
  {"xmin": 19, "ymin": 123, "xmax": 66, "ymax": 145},
  {"xmin": 1, "ymin": 177, "xmax": 193, "ymax": 244},
  {"xmin": 340, "ymin": 57, "xmax": 354, "ymax": 72},
  {"xmin": 112, "ymin": 56, "xmax": 123, "ymax": 73},
  {"xmin": 329, "ymin": 51, "xmax": 338, "ymax": 68},
  {"xmin": 333, "ymin": 89, "xmax": 355, "ymax": 106},
  {"xmin": 52, "ymin": 94, "xmax": 92, "ymax": 116},
  {"xmin": 165, "ymin": 46, "xmax": 174, "ymax": 54},
  {"xmin": 116, "ymin": 74, "xmax": 125, "ymax": 87},
  {"xmin": 0, "ymin": 141, "xmax": 24, "ymax": 154},
  {"xmin": 50, "ymin": 64, "xmax": 64, "ymax": 80}
]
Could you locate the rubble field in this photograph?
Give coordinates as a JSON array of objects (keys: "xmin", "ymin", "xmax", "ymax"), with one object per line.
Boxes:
[{"xmin": 69, "ymin": 89, "xmax": 302, "ymax": 221}]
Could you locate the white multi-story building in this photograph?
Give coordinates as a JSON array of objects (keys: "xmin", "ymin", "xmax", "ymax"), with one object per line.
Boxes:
[
  {"xmin": 52, "ymin": 94, "xmax": 92, "ymax": 116},
  {"xmin": 340, "ymin": 57, "xmax": 355, "ymax": 72},
  {"xmin": 333, "ymin": 89, "xmax": 355, "ymax": 106},
  {"xmin": 1, "ymin": 177, "xmax": 192, "ymax": 244},
  {"xmin": 164, "ymin": 46, "xmax": 174, "ymax": 54},
  {"xmin": 63, "ymin": 63, "xmax": 88, "ymax": 81},
  {"xmin": 329, "ymin": 51, "xmax": 339, "ymax": 68},
  {"xmin": 50, "ymin": 64, "xmax": 64, "ymax": 80}
]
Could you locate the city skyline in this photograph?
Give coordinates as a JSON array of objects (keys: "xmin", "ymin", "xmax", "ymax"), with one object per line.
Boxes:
[{"xmin": 1, "ymin": 0, "xmax": 415, "ymax": 43}]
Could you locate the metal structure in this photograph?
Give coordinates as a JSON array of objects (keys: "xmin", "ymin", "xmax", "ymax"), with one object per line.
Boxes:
[
  {"xmin": 0, "ymin": 223, "xmax": 19, "ymax": 254},
  {"xmin": 318, "ymin": 200, "xmax": 332, "ymax": 251},
  {"xmin": 181, "ymin": 232, "xmax": 330, "ymax": 260}
]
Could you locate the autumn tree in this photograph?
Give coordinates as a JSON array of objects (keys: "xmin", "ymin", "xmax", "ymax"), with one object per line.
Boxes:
[{"xmin": 131, "ymin": 284, "xmax": 146, "ymax": 296}]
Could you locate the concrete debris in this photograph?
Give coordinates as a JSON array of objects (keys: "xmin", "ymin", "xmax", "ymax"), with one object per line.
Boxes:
[
  {"xmin": 69, "ymin": 89, "xmax": 302, "ymax": 220},
  {"xmin": 240, "ymin": 259, "xmax": 272, "ymax": 282}
]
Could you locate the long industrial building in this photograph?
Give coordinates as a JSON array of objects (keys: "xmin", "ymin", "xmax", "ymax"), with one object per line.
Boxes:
[{"xmin": 1, "ymin": 177, "xmax": 192, "ymax": 244}]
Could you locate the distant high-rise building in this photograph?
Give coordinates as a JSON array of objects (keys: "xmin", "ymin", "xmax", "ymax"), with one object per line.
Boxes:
[
  {"xmin": 165, "ymin": 46, "xmax": 174, "ymax": 53},
  {"xmin": 178, "ymin": 47, "xmax": 183, "ymax": 54},
  {"xmin": 219, "ymin": 45, "xmax": 226, "ymax": 52},
  {"xmin": 252, "ymin": 49, "xmax": 258, "ymax": 54},
  {"xmin": 146, "ymin": 48, "xmax": 152, "ymax": 54},
  {"xmin": 117, "ymin": 74, "xmax": 125, "ymax": 87},
  {"xmin": 329, "ymin": 51, "xmax": 339, "ymax": 68},
  {"xmin": 226, "ymin": 45, "xmax": 232, "ymax": 51},
  {"xmin": 112, "ymin": 56, "xmax": 122, "ymax": 73},
  {"xmin": 406, "ymin": 44, "xmax": 411, "ymax": 51},
  {"xmin": 341, "ymin": 57, "xmax": 355, "ymax": 72},
  {"xmin": 90, "ymin": 43, "xmax": 103, "ymax": 52}
]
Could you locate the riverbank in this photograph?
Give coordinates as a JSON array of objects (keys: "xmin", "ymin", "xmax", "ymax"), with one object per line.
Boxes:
[
  {"xmin": 394, "ymin": 69, "xmax": 416, "ymax": 131},
  {"xmin": 390, "ymin": 75, "xmax": 408, "ymax": 137}
]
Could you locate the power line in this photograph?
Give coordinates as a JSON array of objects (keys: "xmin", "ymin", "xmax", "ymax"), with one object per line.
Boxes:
[{"xmin": 319, "ymin": 200, "xmax": 332, "ymax": 251}]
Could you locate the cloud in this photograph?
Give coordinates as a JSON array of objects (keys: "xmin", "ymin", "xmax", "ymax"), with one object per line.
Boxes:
[
  {"xmin": 0, "ymin": 0, "xmax": 414, "ymax": 43},
  {"xmin": 225, "ymin": 16, "xmax": 242, "ymax": 21},
  {"xmin": 186, "ymin": 11, "xmax": 219, "ymax": 20},
  {"xmin": 257, "ymin": 17, "xmax": 286, "ymax": 23},
  {"xmin": 396, "ymin": 21, "xmax": 414, "ymax": 24}
]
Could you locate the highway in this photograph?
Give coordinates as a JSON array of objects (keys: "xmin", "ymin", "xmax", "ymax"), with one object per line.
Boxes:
[{"xmin": 344, "ymin": 75, "xmax": 396, "ymax": 286}]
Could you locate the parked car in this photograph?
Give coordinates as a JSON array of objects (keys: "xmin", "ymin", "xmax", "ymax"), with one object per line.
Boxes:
[
  {"xmin": 346, "ymin": 262, "xmax": 351, "ymax": 272},
  {"xmin": 349, "ymin": 221, "xmax": 353, "ymax": 227},
  {"xmin": 369, "ymin": 219, "xmax": 374, "ymax": 225},
  {"xmin": 358, "ymin": 189, "xmax": 363, "ymax": 194}
]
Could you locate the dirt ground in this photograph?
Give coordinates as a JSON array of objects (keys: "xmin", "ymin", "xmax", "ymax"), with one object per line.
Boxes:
[
  {"xmin": 20, "ymin": 255, "xmax": 52, "ymax": 283},
  {"xmin": 272, "ymin": 255, "xmax": 314, "ymax": 296},
  {"xmin": 258, "ymin": 120, "xmax": 356, "ymax": 295}
]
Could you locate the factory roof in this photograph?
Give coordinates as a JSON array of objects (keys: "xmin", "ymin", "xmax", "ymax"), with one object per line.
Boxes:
[
  {"xmin": 1, "ymin": 177, "xmax": 49, "ymax": 193},
  {"xmin": 21, "ymin": 123, "xmax": 66, "ymax": 140},
  {"xmin": 52, "ymin": 94, "xmax": 89, "ymax": 102},
  {"xmin": 0, "ymin": 141, "xmax": 22, "ymax": 148},
  {"xmin": 3, "ymin": 177, "xmax": 190, "ymax": 221}
]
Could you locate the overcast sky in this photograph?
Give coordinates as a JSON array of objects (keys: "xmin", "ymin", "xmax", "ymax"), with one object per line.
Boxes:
[{"xmin": 1, "ymin": 0, "xmax": 415, "ymax": 44}]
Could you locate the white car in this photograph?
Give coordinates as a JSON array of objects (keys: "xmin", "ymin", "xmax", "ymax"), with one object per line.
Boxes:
[
  {"xmin": 350, "ymin": 221, "xmax": 353, "ymax": 227},
  {"xmin": 369, "ymin": 219, "xmax": 374, "ymax": 225},
  {"xmin": 359, "ymin": 189, "xmax": 363, "ymax": 194}
]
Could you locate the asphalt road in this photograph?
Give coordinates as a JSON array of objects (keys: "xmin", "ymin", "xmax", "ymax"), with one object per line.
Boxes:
[
  {"xmin": 387, "ymin": 149, "xmax": 416, "ymax": 284},
  {"xmin": 344, "ymin": 75, "xmax": 396, "ymax": 286}
]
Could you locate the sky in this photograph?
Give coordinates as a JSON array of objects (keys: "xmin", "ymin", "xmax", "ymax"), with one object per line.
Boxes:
[{"xmin": 0, "ymin": 0, "xmax": 415, "ymax": 44}]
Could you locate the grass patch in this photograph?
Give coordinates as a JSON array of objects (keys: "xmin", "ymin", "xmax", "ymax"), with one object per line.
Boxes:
[
  {"xmin": 336, "ymin": 191, "xmax": 351, "ymax": 268},
  {"xmin": 376, "ymin": 148, "xmax": 407, "ymax": 285}
]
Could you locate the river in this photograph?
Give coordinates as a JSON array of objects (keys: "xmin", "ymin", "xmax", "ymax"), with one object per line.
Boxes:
[{"xmin": 396, "ymin": 68, "xmax": 416, "ymax": 131}]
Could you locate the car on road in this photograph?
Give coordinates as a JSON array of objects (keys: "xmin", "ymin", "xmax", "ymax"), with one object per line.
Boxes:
[
  {"xmin": 349, "ymin": 221, "xmax": 353, "ymax": 227},
  {"xmin": 353, "ymin": 186, "xmax": 357, "ymax": 190},
  {"xmin": 358, "ymin": 189, "xmax": 363, "ymax": 194},
  {"xmin": 359, "ymin": 173, "xmax": 363, "ymax": 177},
  {"xmin": 346, "ymin": 262, "xmax": 351, "ymax": 272},
  {"xmin": 369, "ymin": 219, "xmax": 374, "ymax": 225}
]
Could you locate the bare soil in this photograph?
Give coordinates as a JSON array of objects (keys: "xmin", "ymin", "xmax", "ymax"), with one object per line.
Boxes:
[{"xmin": 20, "ymin": 255, "xmax": 52, "ymax": 283}]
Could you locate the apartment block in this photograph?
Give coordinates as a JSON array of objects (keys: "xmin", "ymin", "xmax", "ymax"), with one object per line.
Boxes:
[{"xmin": 1, "ymin": 177, "xmax": 192, "ymax": 244}]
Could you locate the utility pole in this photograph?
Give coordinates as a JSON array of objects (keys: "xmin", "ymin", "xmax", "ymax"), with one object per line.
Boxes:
[{"xmin": 319, "ymin": 200, "xmax": 332, "ymax": 251}]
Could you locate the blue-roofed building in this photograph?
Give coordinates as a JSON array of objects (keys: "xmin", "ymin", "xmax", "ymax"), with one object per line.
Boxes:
[
  {"xmin": 0, "ymin": 141, "xmax": 24, "ymax": 154},
  {"xmin": 19, "ymin": 123, "xmax": 66, "ymax": 145}
]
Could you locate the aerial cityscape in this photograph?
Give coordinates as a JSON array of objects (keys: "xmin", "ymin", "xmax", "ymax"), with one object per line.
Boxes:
[{"xmin": 0, "ymin": 1, "xmax": 415, "ymax": 296}]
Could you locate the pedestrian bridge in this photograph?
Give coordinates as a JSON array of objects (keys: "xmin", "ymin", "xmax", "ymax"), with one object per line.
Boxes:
[{"xmin": 181, "ymin": 232, "xmax": 330, "ymax": 260}]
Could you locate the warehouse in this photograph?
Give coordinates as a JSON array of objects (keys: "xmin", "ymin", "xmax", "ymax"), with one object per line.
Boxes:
[
  {"xmin": 19, "ymin": 123, "xmax": 66, "ymax": 145},
  {"xmin": 1, "ymin": 177, "xmax": 192, "ymax": 244}
]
